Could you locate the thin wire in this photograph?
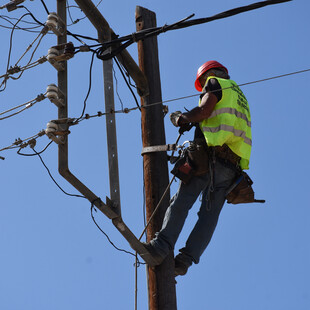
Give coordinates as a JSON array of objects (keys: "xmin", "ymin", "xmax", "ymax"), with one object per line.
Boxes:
[
  {"xmin": 112, "ymin": 62, "xmax": 124, "ymax": 111},
  {"xmin": 32, "ymin": 147, "xmax": 86, "ymax": 199},
  {"xmin": 0, "ymin": 96, "xmax": 39, "ymax": 116},
  {"xmin": 0, "ymin": 93, "xmax": 46, "ymax": 120},
  {"xmin": 0, "ymin": 15, "xmax": 41, "ymax": 32},
  {"xmin": 77, "ymin": 52, "xmax": 95, "ymax": 121},
  {"xmin": 66, "ymin": 0, "xmax": 75, "ymax": 25},
  {"xmin": 142, "ymin": 68, "xmax": 310, "ymax": 110},
  {"xmin": 0, "ymin": 130, "xmax": 46, "ymax": 152},
  {"xmin": 39, "ymin": 0, "xmax": 49, "ymax": 15},
  {"xmin": 66, "ymin": 0, "xmax": 103, "ymax": 26},
  {"xmin": 0, "ymin": 102, "xmax": 34, "ymax": 120},
  {"xmin": 1, "ymin": 13, "xmax": 30, "ymax": 92},
  {"xmin": 17, "ymin": 141, "xmax": 52, "ymax": 156},
  {"xmin": 73, "ymin": 67, "xmax": 310, "ymax": 125},
  {"xmin": 14, "ymin": 29, "xmax": 45, "ymax": 66},
  {"xmin": 114, "ymin": 57, "xmax": 141, "ymax": 111},
  {"xmin": 91, "ymin": 204, "xmax": 143, "ymax": 261}
]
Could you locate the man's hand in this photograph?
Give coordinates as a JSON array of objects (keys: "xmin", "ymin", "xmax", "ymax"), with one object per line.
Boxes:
[
  {"xmin": 170, "ymin": 111, "xmax": 182, "ymax": 127},
  {"xmin": 178, "ymin": 123, "xmax": 193, "ymax": 134}
]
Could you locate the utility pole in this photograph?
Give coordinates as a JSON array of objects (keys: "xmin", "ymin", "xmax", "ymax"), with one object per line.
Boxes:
[{"xmin": 136, "ymin": 6, "xmax": 177, "ymax": 310}]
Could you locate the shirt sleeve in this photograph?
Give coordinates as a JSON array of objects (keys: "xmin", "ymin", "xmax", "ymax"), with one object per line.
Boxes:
[{"xmin": 202, "ymin": 78, "xmax": 222, "ymax": 102}]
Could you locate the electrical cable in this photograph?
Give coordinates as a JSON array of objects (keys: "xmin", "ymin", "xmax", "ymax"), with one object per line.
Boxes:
[
  {"xmin": 0, "ymin": 15, "xmax": 41, "ymax": 32},
  {"xmin": 69, "ymin": 67, "xmax": 310, "ymax": 128},
  {"xmin": 0, "ymin": 130, "xmax": 46, "ymax": 152},
  {"xmin": 19, "ymin": 6, "xmax": 45, "ymax": 27},
  {"xmin": 0, "ymin": 93, "xmax": 45, "ymax": 117},
  {"xmin": 112, "ymin": 62, "xmax": 124, "ymax": 111},
  {"xmin": 114, "ymin": 57, "xmax": 141, "ymax": 111},
  {"xmin": 90, "ymin": 204, "xmax": 144, "ymax": 262},
  {"xmin": 76, "ymin": 52, "xmax": 95, "ymax": 121},
  {"xmin": 13, "ymin": 28, "xmax": 46, "ymax": 69},
  {"xmin": 39, "ymin": 0, "xmax": 49, "ymax": 15},
  {"xmin": 92, "ymin": 0, "xmax": 292, "ymax": 62},
  {"xmin": 0, "ymin": 12, "xmax": 30, "ymax": 92},
  {"xmin": 17, "ymin": 141, "xmax": 52, "ymax": 156},
  {"xmin": 32, "ymin": 146, "xmax": 86, "ymax": 199},
  {"xmin": 66, "ymin": 0, "xmax": 75, "ymax": 25}
]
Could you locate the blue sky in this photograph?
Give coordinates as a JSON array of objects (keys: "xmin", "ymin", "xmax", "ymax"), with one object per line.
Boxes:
[{"xmin": 0, "ymin": 0, "xmax": 309, "ymax": 309}]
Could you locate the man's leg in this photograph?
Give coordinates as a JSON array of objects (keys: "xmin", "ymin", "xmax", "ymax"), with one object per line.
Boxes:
[
  {"xmin": 149, "ymin": 173, "xmax": 211, "ymax": 259},
  {"xmin": 175, "ymin": 161, "xmax": 237, "ymax": 273}
]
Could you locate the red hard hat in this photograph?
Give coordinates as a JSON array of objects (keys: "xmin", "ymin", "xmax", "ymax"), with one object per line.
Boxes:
[{"xmin": 194, "ymin": 60, "xmax": 228, "ymax": 92}]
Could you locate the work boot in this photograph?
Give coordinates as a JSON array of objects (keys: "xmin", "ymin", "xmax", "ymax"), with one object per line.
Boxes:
[
  {"xmin": 174, "ymin": 253, "xmax": 192, "ymax": 276},
  {"xmin": 141, "ymin": 242, "xmax": 165, "ymax": 266}
]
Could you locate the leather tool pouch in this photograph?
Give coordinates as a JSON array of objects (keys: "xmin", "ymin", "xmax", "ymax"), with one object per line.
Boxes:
[
  {"xmin": 226, "ymin": 172, "xmax": 265, "ymax": 204},
  {"xmin": 171, "ymin": 141, "xmax": 209, "ymax": 183},
  {"xmin": 170, "ymin": 150, "xmax": 195, "ymax": 184},
  {"xmin": 187, "ymin": 141, "xmax": 209, "ymax": 176}
]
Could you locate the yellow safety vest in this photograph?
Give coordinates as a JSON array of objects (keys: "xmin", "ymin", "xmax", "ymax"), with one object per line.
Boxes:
[{"xmin": 199, "ymin": 76, "xmax": 252, "ymax": 170}]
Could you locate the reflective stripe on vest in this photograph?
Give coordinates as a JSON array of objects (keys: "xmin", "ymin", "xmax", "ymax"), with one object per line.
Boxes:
[
  {"xmin": 199, "ymin": 76, "xmax": 252, "ymax": 170},
  {"xmin": 202, "ymin": 124, "xmax": 252, "ymax": 146}
]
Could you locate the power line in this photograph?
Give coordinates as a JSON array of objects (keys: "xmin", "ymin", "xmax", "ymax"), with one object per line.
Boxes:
[
  {"xmin": 0, "ymin": 130, "xmax": 46, "ymax": 152},
  {"xmin": 39, "ymin": 0, "xmax": 49, "ymax": 15},
  {"xmin": 91, "ymin": 204, "xmax": 144, "ymax": 262},
  {"xmin": 72, "ymin": 67, "xmax": 310, "ymax": 124},
  {"xmin": 0, "ymin": 93, "xmax": 46, "ymax": 121},
  {"xmin": 92, "ymin": 0, "xmax": 293, "ymax": 61},
  {"xmin": 114, "ymin": 57, "xmax": 141, "ymax": 111},
  {"xmin": 32, "ymin": 145, "xmax": 86, "ymax": 199}
]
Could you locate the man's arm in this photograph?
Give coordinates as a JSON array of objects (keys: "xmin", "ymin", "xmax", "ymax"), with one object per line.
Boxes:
[{"xmin": 177, "ymin": 91, "xmax": 218, "ymax": 125}]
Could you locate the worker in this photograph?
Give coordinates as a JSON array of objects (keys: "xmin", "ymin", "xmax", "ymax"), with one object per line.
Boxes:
[{"xmin": 143, "ymin": 60, "xmax": 252, "ymax": 276}]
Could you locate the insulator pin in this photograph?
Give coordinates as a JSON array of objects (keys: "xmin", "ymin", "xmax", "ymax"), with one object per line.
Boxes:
[
  {"xmin": 45, "ymin": 12, "xmax": 65, "ymax": 36},
  {"xmin": 46, "ymin": 84, "xmax": 65, "ymax": 107}
]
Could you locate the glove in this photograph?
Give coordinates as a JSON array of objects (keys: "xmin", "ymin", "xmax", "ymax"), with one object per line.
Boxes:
[
  {"xmin": 178, "ymin": 123, "xmax": 193, "ymax": 134},
  {"xmin": 170, "ymin": 111, "xmax": 182, "ymax": 127}
]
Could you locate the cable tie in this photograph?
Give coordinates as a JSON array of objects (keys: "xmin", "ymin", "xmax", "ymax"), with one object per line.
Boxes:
[
  {"xmin": 85, "ymin": 114, "xmax": 90, "ymax": 119},
  {"xmin": 97, "ymin": 111, "xmax": 103, "ymax": 117},
  {"xmin": 123, "ymin": 108, "xmax": 129, "ymax": 114}
]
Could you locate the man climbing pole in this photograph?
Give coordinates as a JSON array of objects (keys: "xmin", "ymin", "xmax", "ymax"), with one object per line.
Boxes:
[{"xmin": 143, "ymin": 60, "xmax": 253, "ymax": 276}]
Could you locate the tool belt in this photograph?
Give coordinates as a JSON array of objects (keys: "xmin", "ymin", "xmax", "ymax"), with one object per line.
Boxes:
[
  {"xmin": 171, "ymin": 143, "xmax": 240, "ymax": 183},
  {"xmin": 211, "ymin": 144, "xmax": 241, "ymax": 167}
]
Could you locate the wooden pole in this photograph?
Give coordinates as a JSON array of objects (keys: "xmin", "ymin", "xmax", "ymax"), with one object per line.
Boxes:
[{"xmin": 136, "ymin": 6, "xmax": 177, "ymax": 310}]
